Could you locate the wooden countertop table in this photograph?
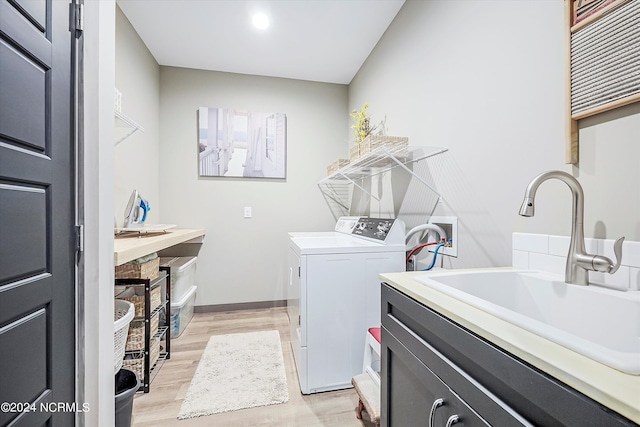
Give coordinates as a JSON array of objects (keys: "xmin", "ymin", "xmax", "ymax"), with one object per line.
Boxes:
[{"xmin": 114, "ymin": 228, "xmax": 205, "ymax": 266}]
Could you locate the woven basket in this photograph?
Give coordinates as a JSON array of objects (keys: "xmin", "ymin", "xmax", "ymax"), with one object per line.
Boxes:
[
  {"xmin": 359, "ymin": 135, "xmax": 409, "ymax": 157},
  {"xmin": 150, "ymin": 339, "xmax": 161, "ymax": 368},
  {"xmin": 349, "ymin": 144, "xmax": 361, "ymax": 162},
  {"xmin": 125, "ymin": 312, "xmax": 159, "ymax": 351},
  {"xmin": 122, "ymin": 339, "xmax": 161, "ymax": 380},
  {"xmin": 115, "ymin": 257, "xmax": 160, "ymax": 280},
  {"xmin": 327, "ymin": 158, "xmax": 350, "ymax": 175},
  {"xmin": 117, "ymin": 285, "xmax": 162, "ymax": 318},
  {"xmin": 122, "ymin": 354, "xmax": 145, "ymax": 381}
]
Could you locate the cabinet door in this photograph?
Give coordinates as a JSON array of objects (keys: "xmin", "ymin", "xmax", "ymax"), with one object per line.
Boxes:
[{"xmin": 383, "ymin": 327, "xmax": 490, "ymax": 427}]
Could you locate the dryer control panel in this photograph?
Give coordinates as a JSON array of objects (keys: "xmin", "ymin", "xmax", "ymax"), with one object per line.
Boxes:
[{"xmin": 351, "ymin": 218, "xmax": 404, "ymax": 244}]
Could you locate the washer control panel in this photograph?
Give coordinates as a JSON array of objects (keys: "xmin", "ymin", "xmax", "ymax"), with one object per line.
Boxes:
[
  {"xmin": 334, "ymin": 216, "xmax": 362, "ymax": 234},
  {"xmin": 351, "ymin": 218, "xmax": 401, "ymax": 242}
]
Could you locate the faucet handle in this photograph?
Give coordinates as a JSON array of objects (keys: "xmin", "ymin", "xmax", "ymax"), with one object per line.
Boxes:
[
  {"xmin": 609, "ymin": 236, "xmax": 625, "ymax": 274},
  {"xmin": 590, "ymin": 236, "xmax": 624, "ymax": 274}
]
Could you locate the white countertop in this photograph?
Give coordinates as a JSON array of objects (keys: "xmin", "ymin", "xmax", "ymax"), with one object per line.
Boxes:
[
  {"xmin": 380, "ymin": 269, "xmax": 640, "ymax": 424},
  {"xmin": 114, "ymin": 228, "xmax": 205, "ymax": 266}
]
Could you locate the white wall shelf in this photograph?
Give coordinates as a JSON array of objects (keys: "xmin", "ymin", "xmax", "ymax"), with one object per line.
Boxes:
[
  {"xmin": 318, "ymin": 145, "xmax": 448, "ymax": 218},
  {"xmin": 115, "ymin": 110, "xmax": 144, "ymax": 145}
]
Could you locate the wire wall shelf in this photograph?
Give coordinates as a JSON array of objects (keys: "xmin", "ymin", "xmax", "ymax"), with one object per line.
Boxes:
[
  {"xmin": 318, "ymin": 145, "xmax": 448, "ymax": 219},
  {"xmin": 115, "ymin": 110, "xmax": 144, "ymax": 145}
]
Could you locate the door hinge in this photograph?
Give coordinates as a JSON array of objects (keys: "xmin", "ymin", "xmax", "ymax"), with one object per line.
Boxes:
[
  {"xmin": 75, "ymin": 225, "xmax": 84, "ymax": 253},
  {"xmin": 298, "ymin": 266, "xmax": 301, "ymax": 277},
  {"xmin": 73, "ymin": 3, "xmax": 84, "ymax": 32}
]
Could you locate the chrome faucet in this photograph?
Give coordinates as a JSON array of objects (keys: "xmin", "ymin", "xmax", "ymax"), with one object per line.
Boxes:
[{"xmin": 519, "ymin": 170, "xmax": 624, "ymax": 286}]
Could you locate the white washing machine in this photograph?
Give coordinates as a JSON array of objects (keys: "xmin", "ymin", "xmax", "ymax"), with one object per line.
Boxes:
[{"xmin": 287, "ymin": 217, "xmax": 406, "ymax": 394}]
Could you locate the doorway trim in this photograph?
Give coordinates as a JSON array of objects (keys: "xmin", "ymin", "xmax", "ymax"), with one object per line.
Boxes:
[{"xmin": 78, "ymin": 1, "xmax": 116, "ymax": 425}]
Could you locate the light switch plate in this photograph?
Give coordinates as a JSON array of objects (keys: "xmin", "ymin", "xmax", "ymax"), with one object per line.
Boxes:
[{"xmin": 244, "ymin": 207, "xmax": 252, "ymax": 218}]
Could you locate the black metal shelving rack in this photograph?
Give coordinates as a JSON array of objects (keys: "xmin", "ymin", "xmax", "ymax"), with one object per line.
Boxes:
[{"xmin": 116, "ymin": 271, "xmax": 171, "ymax": 393}]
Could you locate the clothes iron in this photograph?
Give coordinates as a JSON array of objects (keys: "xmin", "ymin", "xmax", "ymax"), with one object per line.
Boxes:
[{"xmin": 124, "ymin": 190, "xmax": 151, "ymax": 228}]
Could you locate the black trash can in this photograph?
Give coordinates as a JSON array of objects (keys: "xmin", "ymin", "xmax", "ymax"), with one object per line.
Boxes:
[{"xmin": 115, "ymin": 369, "xmax": 140, "ymax": 427}]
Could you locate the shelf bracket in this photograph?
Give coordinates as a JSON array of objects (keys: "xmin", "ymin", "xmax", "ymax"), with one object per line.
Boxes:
[
  {"xmin": 318, "ymin": 186, "xmax": 350, "ymax": 212},
  {"xmin": 115, "ymin": 110, "xmax": 144, "ymax": 145},
  {"xmin": 381, "ymin": 146, "xmax": 443, "ymax": 199},
  {"xmin": 318, "ymin": 145, "xmax": 448, "ymax": 218},
  {"xmin": 335, "ymin": 171, "xmax": 381, "ymax": 201}
]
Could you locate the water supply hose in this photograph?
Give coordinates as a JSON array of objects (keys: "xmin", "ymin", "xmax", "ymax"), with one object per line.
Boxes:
[
  {"xmin": 405, "ymin": 224, "xmax": 447, "ymax": 246},
  {"xmin": 406, "ymin": 241, "xmax": 442, "ymax": 263},
  {"xmin": 423, "ymin": 243, "xmax": 445, "ymax": 271}
]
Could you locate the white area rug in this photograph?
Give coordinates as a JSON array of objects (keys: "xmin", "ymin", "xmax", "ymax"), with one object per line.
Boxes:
[{"xmin": 177, "ymin": 330, "xmax": 290, "ymax": 419}]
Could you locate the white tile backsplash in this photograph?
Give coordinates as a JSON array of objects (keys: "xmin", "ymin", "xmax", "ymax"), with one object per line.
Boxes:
[
  {"xmin": 513, "ymin": 232, "xmax": 548, "ymax": 253},
  {"xmin": 584, "ymin": 238, "xmax": 598, "ymax": 254},
  {"xmin": 623, "ymin": 240, "xmax": 640, "ymax": 268},
  {"xmin": 591, "ymin": 266, "xmax": 630, "ymax": 291},
  {"xmin": 599, "ymin": 239, "xmax": 616, "ymax": 261},
  {"xmin": 512, "ymin": 233, "xmax": 640, "ymax": 291},
  {"xmin": 548, "ymin": 235, "xmax": 599, "ymax": 257},
  {"xmin": 512, "ymin": 250, "xmax": 529, "ymax": 269},
  {"xmin": 548, "ymin": 235, "xmax": 568, "ymax": 256},
  {"xmin": 529, "ymin": 252, "xmax": 566, "ymax": 276},
  {"xmin": 630, "ymin": 268, "xmax": 640, "ymax": 291}
]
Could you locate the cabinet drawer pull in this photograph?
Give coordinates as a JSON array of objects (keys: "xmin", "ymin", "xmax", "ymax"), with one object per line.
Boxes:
[
  {"xmin": 445, "ymin": 414, "xmax": 460, "ymax": 427},
  {"xmin": 428, "ymin": 398, "xmax": 444, "ymax": 427}
]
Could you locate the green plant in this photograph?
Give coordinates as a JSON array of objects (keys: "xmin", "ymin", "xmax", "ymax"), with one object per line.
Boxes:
[
  {"xmin": 350, "ymin": 103, "xmax": 372, "ymax": 143},
  {"xmin": 350, "ymin": 103, "xmax": 385, "ymax": 143}
]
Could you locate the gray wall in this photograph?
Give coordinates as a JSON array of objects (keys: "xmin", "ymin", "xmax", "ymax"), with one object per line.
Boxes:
[
  {"xmin": 158, "ymin": 67, "xmax": 348, "ymax": 305},
  {"xmin": 115, "ymin": 0, "xmax": 640, "ymax": 305},
  {"xmin": 114, "ymin": 7, "xmax": 161, "ymax": 225},
  {"xmin": 115, "ymin": 6, "xmax": 348, "ymax": 308},
  {"xmin": 349, "ymin": 0, "xmax": 640, "ymax": 269}
]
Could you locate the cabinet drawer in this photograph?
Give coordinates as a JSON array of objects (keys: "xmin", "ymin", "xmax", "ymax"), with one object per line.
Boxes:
[{"xmin": 383, "ymin": 327, "xmax": 491, "ymax": 426}]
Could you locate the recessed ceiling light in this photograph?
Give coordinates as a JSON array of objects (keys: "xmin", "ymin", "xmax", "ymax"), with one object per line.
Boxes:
[{"xmin": 252, "ymin": 12, "xmax": 270, "ymax": 30}]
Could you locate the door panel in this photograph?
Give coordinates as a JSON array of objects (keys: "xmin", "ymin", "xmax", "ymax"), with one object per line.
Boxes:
[
  {"xmin": 0, "ymin": 184, "xmax": 47, "ymax": 285},
  {"xmin": 0, "ymin": 309, "xmax": 48, "ymax": 408},
  {"xmin": 0, "ymin": 0, "xmax": 76, "ymax": 425},
  {"xmin": 10, "ymin": 0, "xmax": 47, "ymax": 32},
  {"xmin": 0, "ymin": 38, "xmax": 48, "ymax": 151}
]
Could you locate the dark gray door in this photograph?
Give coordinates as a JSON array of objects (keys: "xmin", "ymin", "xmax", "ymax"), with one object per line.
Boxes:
[{"xmin": 0, "ymin": 0, "xmax": 77, "ymax": 425}]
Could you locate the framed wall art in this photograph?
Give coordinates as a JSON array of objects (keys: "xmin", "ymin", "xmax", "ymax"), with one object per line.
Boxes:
[{"xmin": 198, "ymin": 107, "xmax": 287, "ymax": 178}]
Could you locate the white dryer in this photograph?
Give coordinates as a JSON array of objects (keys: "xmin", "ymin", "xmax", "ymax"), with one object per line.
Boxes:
[{"xmin": 287, "ymin": 217, "xmax": 406, "ymax": 394}]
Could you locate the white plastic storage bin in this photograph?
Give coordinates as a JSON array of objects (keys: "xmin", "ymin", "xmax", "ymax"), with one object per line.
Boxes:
[
  {"xmin": 170, "ymin": 285, "xmax": 196, "ymax": 338},
  {"xmin": 160, "ymin": 256, "xmax": 197, "ymax": 302}
]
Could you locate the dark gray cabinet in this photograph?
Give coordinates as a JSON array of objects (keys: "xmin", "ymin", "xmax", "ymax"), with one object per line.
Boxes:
[
  {"xmin": 381, "ymin": 283, "xmax": 638, "ymax": 427},
  {"xmin": 385, "ymin": 330, "xmax": 492, "ymax": 426}
]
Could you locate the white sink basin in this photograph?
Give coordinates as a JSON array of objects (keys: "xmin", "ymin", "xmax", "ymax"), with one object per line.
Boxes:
[{"xmin": 414, "ymin": 269, "xmax": 640, "ymax": 374}]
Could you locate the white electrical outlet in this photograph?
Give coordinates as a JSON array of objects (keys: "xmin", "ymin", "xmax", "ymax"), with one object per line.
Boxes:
[
  {"xmin": 428, "ymin": 216, "xmax": 458, "ymax": 257},
  {"xmin": 244, "ymin": 206, "xmax": 252, "ymax": 218}
]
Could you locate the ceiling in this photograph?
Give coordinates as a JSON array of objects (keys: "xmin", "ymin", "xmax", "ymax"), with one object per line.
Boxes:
[{"xmin": 117, "ymin": 0, "xmax": 405, "ymax": 85}]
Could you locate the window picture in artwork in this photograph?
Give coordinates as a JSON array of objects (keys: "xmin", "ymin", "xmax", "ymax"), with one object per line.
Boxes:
[{"xmin": 198, "ymin": 107, "xmax": 287, "ymax": 179}]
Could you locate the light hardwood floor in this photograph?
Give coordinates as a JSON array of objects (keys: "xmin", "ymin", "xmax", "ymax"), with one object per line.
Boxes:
[{"xmin": 131, "ymin": 308, "xmax": 375, "ymax": 426}]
